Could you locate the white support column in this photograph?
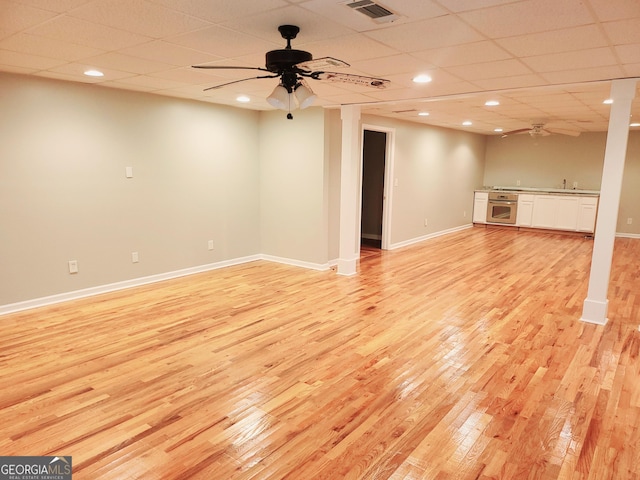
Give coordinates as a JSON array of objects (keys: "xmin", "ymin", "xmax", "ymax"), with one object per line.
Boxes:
[
  {"xmin": 337, "ymin": 105, "xmax": 361, "ymax": 276},
  {"xmin": 581, "ymin": 78, "xmax": 637, "ymax": 325}
]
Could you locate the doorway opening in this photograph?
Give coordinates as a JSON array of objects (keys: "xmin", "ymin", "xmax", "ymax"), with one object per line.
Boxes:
[{"xmin": 360, "ymin": 126, "xmax": 393, "ymax": 253}]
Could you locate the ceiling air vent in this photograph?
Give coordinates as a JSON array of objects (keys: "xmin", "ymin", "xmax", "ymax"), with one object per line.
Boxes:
[{"xmin": 345, "ymin": 0, "xmax": 400, "ymax": 23}]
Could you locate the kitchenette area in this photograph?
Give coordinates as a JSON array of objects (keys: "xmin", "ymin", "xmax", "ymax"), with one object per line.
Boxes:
[{"xmin": 473, "ymin": 185, "xmax": 600, "ymax": 234}]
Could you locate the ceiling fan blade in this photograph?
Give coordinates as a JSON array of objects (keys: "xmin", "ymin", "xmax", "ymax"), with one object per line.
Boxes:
[
  {"xmin": 193, "ymin": 65, "xmax": 271, "ymax": 73},
  {"xmin": 296, "ymin": 57, "xmax": 350, "ymax": 71},
  {"xmin": 203, "ymin": 74, "xmax": 278, "ymax": 91},
  {"xmin": 311, "ymin": 71, "xmax": 389, "ymax": 89},
  {"xmin": 500, "ymin": 128, "xmax": 532, "ymax": 137},
  {"xmin": 547, "ymin": 127, "xmax": 581, "ymax": 137}
]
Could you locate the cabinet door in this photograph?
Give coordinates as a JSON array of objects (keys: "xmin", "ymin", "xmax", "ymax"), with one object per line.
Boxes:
[
  {"xmin": 555, "ymin": 196, "xmax": 580, "ymax": 230},
  {"xmin": 578, "ymin": 197, "xmax": 598, "ymax": 232},
  {"xmin": 532, "ymin": 195, "xmax": 557, "ymax": 228},
  {"xmin": 516, "ymin": 194, "xmax": 534, "ymax": 226},
  {"xmin": 473, "ymin": 193, "xmax": 488, "ymax": 223}
]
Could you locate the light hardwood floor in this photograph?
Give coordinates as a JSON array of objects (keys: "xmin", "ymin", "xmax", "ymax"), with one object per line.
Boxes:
[{"xmin": 1, "ymin": 227, "xmax": 639, "ymax": 479}]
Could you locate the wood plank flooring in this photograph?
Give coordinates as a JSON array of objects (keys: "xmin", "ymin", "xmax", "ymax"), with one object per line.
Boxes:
[{"xmin": 1, "ymin": 227, "xmax": 639, "ymax": 479}]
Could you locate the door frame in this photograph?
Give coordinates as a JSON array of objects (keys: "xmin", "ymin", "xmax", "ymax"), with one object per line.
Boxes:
[{"xmin": 360, "ymin": 124, "xmax": 395, "ymax": 252}]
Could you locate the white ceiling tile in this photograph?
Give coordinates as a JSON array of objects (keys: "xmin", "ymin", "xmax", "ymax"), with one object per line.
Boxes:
[
  {"xmin": 496, "ymin": 25, "xmax": 609, "ymax": 58},
  {"xmin": 521, "ymin": 47, "xmax": 617, "ymax": 73},
  {"xmin": 69, "ymin": 0, "xmax": 211, "ymax": 38},
  {"xmin": 412, "ymin": 41, "xmax": 512, "ymax": 67},
  {"xmin": 167, "ymin": 25, "xmax": 279, "ymax": 58},
  {"xmin": 26, "ymin": 16, "xmax": 153, "ymax": 50},
  {"xmin": 458, "ymin": 0, "xmax": 594, "ymax": 39},
  {"xmin": 541, "ymin": 65, "xmax": 625, "ymax": 84},
  {"xmin": 350, "ymin": 54, "xmax": 436, "ymax": 76},
  {"xmin": 219, "ymin": 5, "xmax": 356, "ymax": 44},
  {"xmin": 0, "ymin": 0, "xmax": 59, "ymax": 35},
  {"xmin": 602, "ymin": 19, "xmax": 640, "ymax": 46},
  {"xmin": 0, "ymin": 48, "xmax": 67, "ymax": 69},
  {"xmin": 472, "ymin": 73, "xmax": 548, "ymax": 91},
  {"xmin": 81, "ymin": 51, "xmax": 176, "ymax": 74},
  {"xmin": 586, "ymin": 0, "xmax": 640, "ymax": 22},
  {"xmin": 444, "ymin": 58, "xmax": 533, "ymax": 81},
  {"xmin": 149, "ymin": 0, "xmax": 290, "ymax": 24},
  {"xmin": 12, "ymin": 0, "xmax": 94, "ymax": 13},
  {"xmin": 364, "ymin": 15, "xmax": 485, "ymax": 52},
  {"xmin": 0, "ymin": 32, "xmax": 103, "ymax": 61},
  {"xmin": 45, "ymin": 62, "xmax": 137, "ymax": 81},
  {"xmin": 120, "ymin": 41, "xmax": 221, "ymax": 66},
  {"xmin": 435, "ymin": 0, "xmax": 521, "ymax": 13}
]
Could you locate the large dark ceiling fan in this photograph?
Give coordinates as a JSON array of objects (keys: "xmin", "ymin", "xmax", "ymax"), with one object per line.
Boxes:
[{"xmin": 192, "ymin": 25, "xmax": 389, "ymax": 119}]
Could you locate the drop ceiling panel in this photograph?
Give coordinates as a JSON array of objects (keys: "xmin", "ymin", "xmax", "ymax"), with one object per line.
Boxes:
[
  {"xmin": 69, "ymin": 0, "xmax": 212, "ymax": 38},
  {"xmin": 167, "ymin": 25, "xmax": 279, "ymax": 58},
  {"xmin": 149, "ymin": 0, "xmax": 290, "ymax": 24},
  {"xmin": 522, "ymin": 48, "xmax": 618, "ymax": 73},
  {"xmin": 496, "ymin": 25, "xmax": 610, "ymax": 58},
  {"xmin": 587, "ymin": 0, "xmax": 640, "ymax": 22},
  {"xmin": 364, "ymin": 15, "xmax": 485, "ymax": 52},
  {"xmin": 0, "ymin": 32, "xmax": 104, "ymax": 61},
  {"xmin": 458, "ymin": 0, "xmax": 594, "ymax": 39},
  {"xmin": 412, "ymin": 41, "xmax": 512, "ymax": 68},
  {"xmin": 26, "ymin": 16, "xmax": 153, "ymax": 50}
]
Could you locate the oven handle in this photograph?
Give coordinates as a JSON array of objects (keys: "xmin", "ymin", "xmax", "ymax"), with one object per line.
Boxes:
[{"xmin": 489, "ymin": 200, "xmax": 517, "ymax": 205}]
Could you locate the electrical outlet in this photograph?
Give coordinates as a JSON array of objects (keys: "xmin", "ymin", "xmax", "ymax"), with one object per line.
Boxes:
[
  {"xmin": 573, "ymin": 181, "xmax": 578, "ymax": 189},
  {"xmin": 516, "ymin": 180, "xmax": 521, "ymax": 186},
  {"xmin": 627, "ymin": 218, "xmax": 633, "ymax": 225},
  {"xmin": 132, "ymin": 252, "xmax": 139, "ymax": 263},
  {"xmin": 68, "ymin": 260, "xmax": 78, "ymax": 274},
  {"xmin": 208, "ymin": 240, "xmax": 214, "ymax": 250},
  {"xmin": 463, "ymin": 211, "xmax": 467, "ymax": 217},
  {"xmin": 424, "ymin": 218, "xmax": 428, "ymax": 227}
]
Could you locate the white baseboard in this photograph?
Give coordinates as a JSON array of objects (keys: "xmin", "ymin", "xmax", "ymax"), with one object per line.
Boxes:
[
  {"xmin": 0, "ymin": 253, "xmax": 338, "ymax": 316},
  {"xmin": 361, "ymin": 233, "xmax": 382, "ymax": 240},
  {"xmin": 259, "ymin": 254, "xmax": 333, "ymax": 272},
  {"xmin": 388, "ymin": 224, "xmax": 473, "ymax": 250},
  {"xmin": 0, "ymin": 255, "xmax": 262, "ymax": 316},
  {"xmin": 616, "ymin": 232, "xmax": 640, "ymax": 239}
]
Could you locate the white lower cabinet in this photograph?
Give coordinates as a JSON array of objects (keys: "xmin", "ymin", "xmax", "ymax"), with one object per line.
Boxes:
[
  {"xmin": 578, "ymin": 197, "xmax": 598, "ymax": 232},
  {"xmin": 529, "ymin": 194, "xmax": 597, "ymax": 233},
  {"xmin": 473, "ymin": 192, "xmax": 488, "ymax": 223},
  {"xmin": 516, "ymin": 194, "xmax": 534, "ymax": 226}
]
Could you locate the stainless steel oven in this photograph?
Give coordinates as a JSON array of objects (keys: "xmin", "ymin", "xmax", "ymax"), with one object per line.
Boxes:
[{"xmin": 487, "ymin": 192, "xmax": 518, "ymax": 224}]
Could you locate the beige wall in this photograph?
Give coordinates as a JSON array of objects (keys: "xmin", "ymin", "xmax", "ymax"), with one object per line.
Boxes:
[
  {"xmin": 484, "ymin": 131, "xmax": 640, "ymax": 234},
  {"xmin": 0, "ymin": 73, "xmax": 261, "ymax": 305},
  {"xmin": 258, "ymin": 107, "xmax": 330, "ymax": 266},
  {"xmin": 362, "ymin": 115, "xmax": 487, "ymax": 246}
]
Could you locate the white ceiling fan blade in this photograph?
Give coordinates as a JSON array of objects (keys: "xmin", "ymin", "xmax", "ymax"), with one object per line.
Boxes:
[
  {"xmin": 313, "ymin": 71, "xmax": 389, "ymax": 88},
  {"xmin": 296, "ymin": 57, "xmax": 350, "ymax": 71},
  {"xmin": 547, "ymin": 127, "xmax": 582, "ymax": 137}
]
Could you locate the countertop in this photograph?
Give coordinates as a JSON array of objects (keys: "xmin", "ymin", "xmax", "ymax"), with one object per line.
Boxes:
[{"xmin": 476, "ymin": 186, "xmax": 600, "ymax": 196}]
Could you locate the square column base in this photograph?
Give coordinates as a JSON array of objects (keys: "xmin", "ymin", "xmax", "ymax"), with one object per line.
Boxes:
[
  {"xmin": 337, "ymin": 258, "xmax": 357, "ymax": 276},
  {"xmin": 580, "ymin": 298, "xmax": 609, "ymax": 325}
]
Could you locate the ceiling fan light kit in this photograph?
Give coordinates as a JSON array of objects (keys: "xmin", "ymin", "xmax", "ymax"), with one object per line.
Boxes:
[{"xmin": 193, "ymin": 24, "xmax": 389, "ymax": 119}]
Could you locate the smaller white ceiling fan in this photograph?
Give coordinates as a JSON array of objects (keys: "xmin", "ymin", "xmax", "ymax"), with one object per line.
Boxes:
[{"xmin": 501, "ymin": 119, "xmax": 581, "ymax": 138}]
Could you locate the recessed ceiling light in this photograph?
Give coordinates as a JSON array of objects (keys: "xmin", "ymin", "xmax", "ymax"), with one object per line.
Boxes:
[
  {"xmin": 603, "ymin": 98, "xmax": 613, "ymax": 104},
  {"xmin": 462, "ymin": 120, "xmax": 473, "ymax": 126},
  {"xmin": 412, "ymin": 74, "xmax": 432, "ymax": 84},
  {"xmin": 236, "ymin": 95, "xmax": 250, "ymax": 103},
  {"xmin": 485, "ymin": 100, "xmax": 500, "ymax": 106},
  {"xmin": 418, "ymin": 112, "xmax": 429, "ymax": 116},
  {"xmin": 84, "ymin": 69, "xmax": 104, "ymax": 77},
  {"xmin": 494, "ymin": 128, "xmax": 503, "ymax": 132}
]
